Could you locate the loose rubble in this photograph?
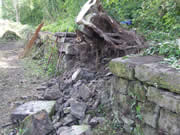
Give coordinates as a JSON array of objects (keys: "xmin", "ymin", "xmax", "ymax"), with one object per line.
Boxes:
[{"xmin": 8, "ymin": 0, "xmax": 147, "ymax": 134}]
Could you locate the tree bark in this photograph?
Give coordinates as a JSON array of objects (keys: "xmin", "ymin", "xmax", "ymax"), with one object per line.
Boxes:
[
  {"xmin": 0, "ymin": 0, "xmax": 2, "ymax": 19},
  {"xmin": 13, "ymin": 0, "xmax": 19, "ymax": 22}
]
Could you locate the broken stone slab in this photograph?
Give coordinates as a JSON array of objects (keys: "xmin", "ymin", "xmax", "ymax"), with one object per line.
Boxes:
[
  {"xmin": 53, "ymin": 122, "xmax": 63, "ymax": 129},
  {"xmin": 158, "ymin": 109, "xmax": 180, "ymax": 135},
  {"xmin": 60, "ymin": 125, "xmax": 90, "ymax": 135},
  {"xmin": 62, "ymin": 114, "xmax": 77, "ymax": 126},
  {"xmin": 72, "ymin": 68, "xmax": 82, "ymax": 82},
  {"xmin": 135, "ymin": 62, "xmax": 180, "ymax": 94},
  {"xmin": 70, "ymin": 101, "xmax": 87, "ymax": 119},
  {"xmin": 43, "ymin": 85, "xmax": 62, "ymax": 100},
  {"xmin": 147, "ymin": 87, "xmax": 180, "ymax": 113},
  {"xmin": 71, "ymin": 84, "xmax": 91, "ymax": 101},
  {"xmin": 78, "ymin": 84, "xmax": 91, "ymax": 100},
  {"xmin": 138, "ymin": 102, "xmax": 160, "ymax": 128},
  {"xmin": 11, "ymin": 100, "xmax": 56, "ymax": 122},
  {"xmin": 109, "ymin": 56, "xmax": 163, "ymax": 80},
  {"xmin": 72, "ymin": 68, "xmax": 95, "ymax": 82},
  {"xmin": 57, "ymin": 126, "xmax": 69, "ymax": 135},
  {"xmin": 19, "ymin": 110, "xmax": 54, "ymax": 135}
]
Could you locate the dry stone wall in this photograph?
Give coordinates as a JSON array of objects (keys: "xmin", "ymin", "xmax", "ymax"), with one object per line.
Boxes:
[{"xmin": 109, "ymin": 56, "xmax": 180, "ymax": 135}]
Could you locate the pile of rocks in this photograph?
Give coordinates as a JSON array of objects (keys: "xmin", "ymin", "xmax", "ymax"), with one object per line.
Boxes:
[{"xmin": 11, "ymin": 65, "xmax": 113, "ymax": 135}]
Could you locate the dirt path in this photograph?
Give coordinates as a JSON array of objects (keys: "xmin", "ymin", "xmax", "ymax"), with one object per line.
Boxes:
[{"xmin": 0, "ymin": 41, "xmax": 46, "ymax": 133}]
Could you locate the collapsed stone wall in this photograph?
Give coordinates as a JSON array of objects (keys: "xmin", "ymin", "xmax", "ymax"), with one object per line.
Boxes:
[{"xmin": 108, "ymin": 56, "xmax": 180, "ymax": 135}]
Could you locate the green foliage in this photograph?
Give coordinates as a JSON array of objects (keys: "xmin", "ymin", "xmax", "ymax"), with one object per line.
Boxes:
[
  {"xmin": 93, "ymin": 119, "xmax": 123, "ymax": 135},
  {"xmin": 42, "ymin": 0, "xmax": 86, "ymax": 32},
  {"xmin": 102, "ymin": 0, "xmax": 180, "ymax": 40},
  {"xmin": 42, "ymin": 18, "xmax": 77, "ymax": 32},
  {"xmin": 144, "ymin": 42, "xmax": 180, "ymax": 69},
  {"xmin": 2, "ymin": 0, "xmax": 179, "ymax": 36},
  {"xmin": 102, "ymin": 0, "xmax": 143, "ymax": 21},
  {"xmin": 19, "ymin": 0, "xmax": 43, "ymax": 25},
  {"xmin": 42, "ymin": 40, "xmax": 59, "ymax": 76},
  {"xmin": 133, "ymin": 124, "xmax": 144, "ymax": 135},
  {"xmin": 136, "ymin": 0, "xmax": 179, "ymax": 32},
  {"xmin": 2, "ymin": 0, "xmax": 16, "ymax": 21},
  {"xmin": 136, "ymin": 105, "xmax": 142, "ymax": 121},
  {"xmin": 2, "ymin": 0, "xmax": 86, "ymax": 28}
]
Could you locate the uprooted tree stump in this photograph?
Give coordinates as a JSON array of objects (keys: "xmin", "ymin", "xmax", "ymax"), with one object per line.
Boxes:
[
  {"xmin": 74, "ymin": 0, "xmax": 146, "ymax": 68},
  {"xmin": 52, "ymin": 0, "xmax": 147, "ymax": 71}
]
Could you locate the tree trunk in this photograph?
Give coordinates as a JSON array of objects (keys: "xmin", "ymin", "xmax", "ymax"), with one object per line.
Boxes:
[
  {"xmin": 13, "ymin": 0, "xmax": 19, "ymax": 22},
  {"xmin": 0, "ymin": 0, "xmax": 2, "ymax": 19}
]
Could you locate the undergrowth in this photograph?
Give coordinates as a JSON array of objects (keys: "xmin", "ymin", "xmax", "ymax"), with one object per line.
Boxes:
[
  {"xmin": 42, "ymin": 41, "xmax": 60, "ymax": 76},
  {"xmin": 144, "ymin": 41, "xmax": 180, "ymax": 69}
]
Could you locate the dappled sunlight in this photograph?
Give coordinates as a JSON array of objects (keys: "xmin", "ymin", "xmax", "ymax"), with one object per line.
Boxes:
[{"xmin": 0, "ymin": 55, "xmax": 19, "ymax": 69}]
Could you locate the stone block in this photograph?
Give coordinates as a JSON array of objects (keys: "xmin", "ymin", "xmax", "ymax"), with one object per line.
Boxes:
[
  {"xmin": 128, "ymin": 81, "xmax": 146, "ymax": 102},
  {"xmin": 109, "ymin": 56, "xmax": 163, "ymax": 80},
  {"xmin": 142, "ymin": 124, "xmax": 159, "ymax": 135},
  {"xmin": 147, "ymin": 87, "xmax": 180, "ymax": 113},
  {"xmin": 158, "ymin": 109, "xmax": 180, "ymax": 135},
  {"xmin": 19, "ymin": 110, "xmax": 54, "ymax": 135},
  {"xmin": 114, "ymin": 94, "xmax": 134, "ymax": 117},
  {"xmin": 121, "ymin": 116, "xmax": 134, "ymax": 126},
  {"xmin": 113, "ymin": 77, "xmax": 129, "ymax": 95},
  {"xmin": 11, "ymin": 101, "xmax": 56, "ymax": 122},
  {"xmin": 109, "ymin": 57, "xmax": 135, "ymax": 80},
  {"xmin": 70, "ymin": 101, "xmax": 87, "ymax": 119},
  {"xmin": 139, "ymin": 102, "xmax": 160, "ymax": 128},
  {"xmin": 43, "ymin": 85, "xmax": 62, "ymax": 100},
  {"xmin": 60, "ymin": 125, "xmax": 90, "ymax": 135},
  {"xmin": 60, "ymin": 43, "xmax": 77, "ymax": 55},
  {"xmin": 135, "ymin": 63, "xmax": 180, "ymax": 94}
]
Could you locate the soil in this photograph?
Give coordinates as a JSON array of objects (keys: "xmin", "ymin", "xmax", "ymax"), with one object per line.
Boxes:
[{"xmin": 0, "ymin": 40, "xmax": 47, "ymax": 133}]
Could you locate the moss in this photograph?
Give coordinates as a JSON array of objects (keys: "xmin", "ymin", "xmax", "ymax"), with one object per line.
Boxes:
[
  {"xmin": 109, "ymin": 61, "xmax": 135, "ymax": 80},
  {"xmin": 128, "ymin": 81, "xmax": 146, "ymax": 102}
]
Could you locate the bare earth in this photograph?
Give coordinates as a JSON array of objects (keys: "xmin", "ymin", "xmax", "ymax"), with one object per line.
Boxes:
[{"xmin": 0, "ymin": 41, "xmax": 45, "ymax": 133}]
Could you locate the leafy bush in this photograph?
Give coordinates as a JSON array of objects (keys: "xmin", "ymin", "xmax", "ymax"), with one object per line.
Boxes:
[
  {"xmin": 42, "ymin": 18, "xmax": 77, "ymax": 32},
  {"xmin": 19, "ymin": 0, "xmax": 43, "ymax": 26},
  {"xmin": 136, "ymin": 0, "xmax": 180, "ymax": 37},
  {"xmin": 144, "ymin": 42, "xmax": 180, "ymax": 69},
  {"xmin": 102, "ymin": 0, "xmax": 180, "ymax": 40},
  {"xmin": 102, "ymin": 0, "xmax": 144, "ymax": 22}
]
